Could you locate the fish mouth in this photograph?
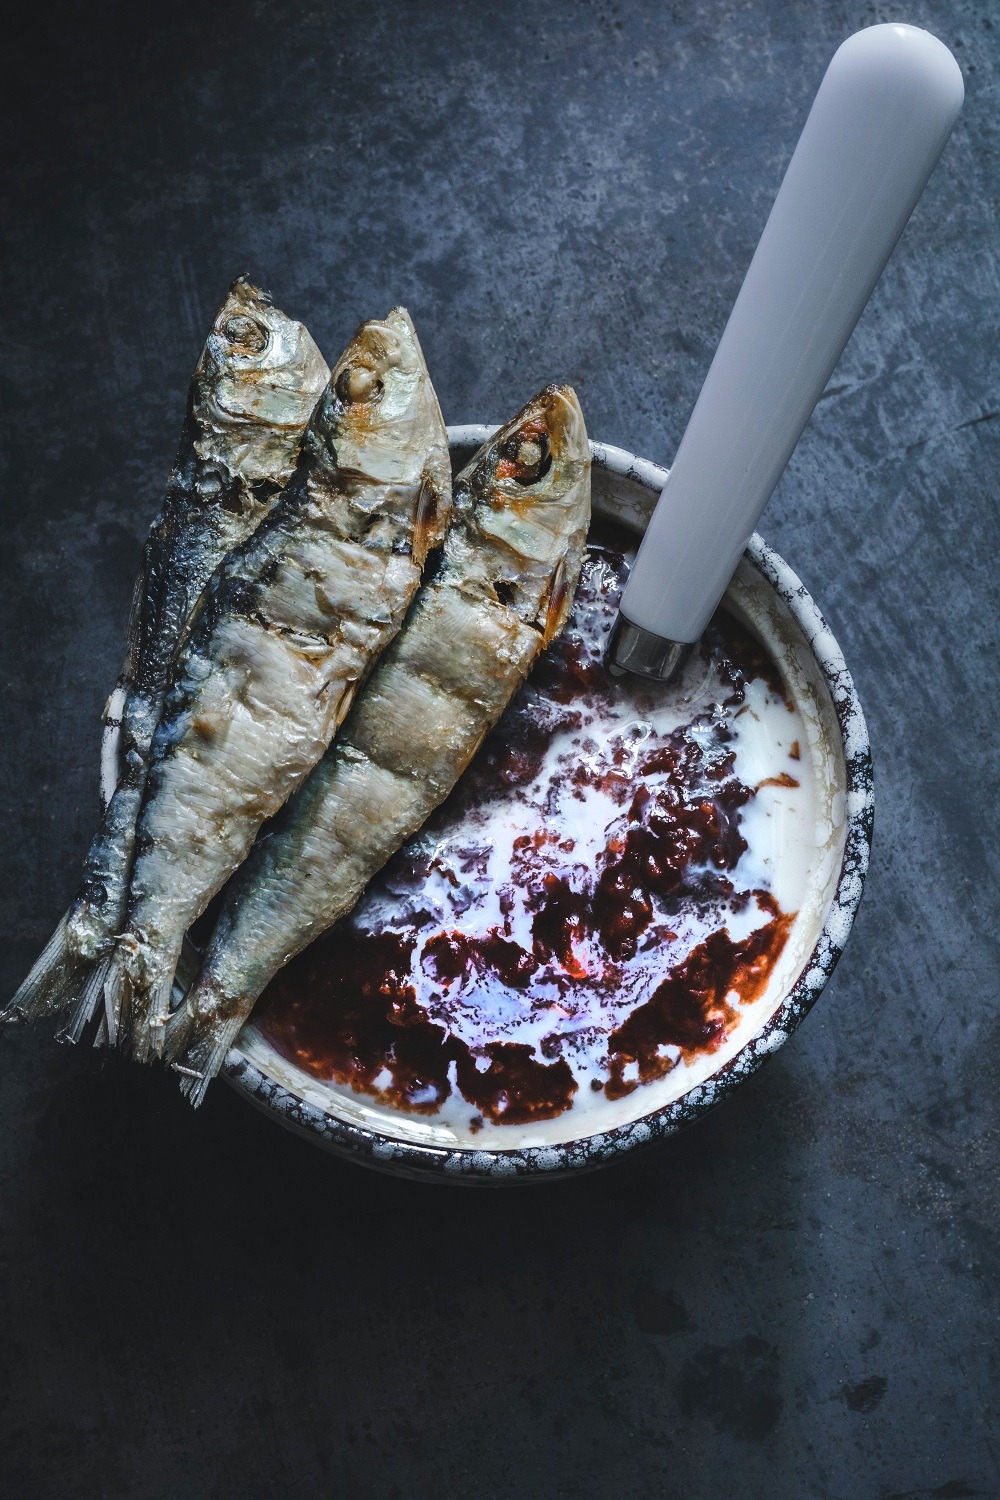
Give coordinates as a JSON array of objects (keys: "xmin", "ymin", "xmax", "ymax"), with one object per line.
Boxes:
[
  {"xmin": 326, "ymin": 307, "xmax": 428, "ymax": 461},
  {"xmin": 208, "ymin": 279, "xmax": 316, "ymax": 378},
  {"xmin": 333, "ymin": 306, "xmax": 421, "ymax": 403},
  {"xmin": 212, "ymin": 279, "xmax": 275, "ymax": 359},
  {"xmin": 532, "ymin": 384, "xmax": 586, "ymax": 464},
  {"xmin": 490, "ymin": 385, "xmax": 587, "ymax": 495},
  {"xmin": 311, "ymin": 306, "xmax": 443, "ymax": 490},
  {"xmin": 197, "ymin": 281, "xmax": 329, "ymax": 429}
]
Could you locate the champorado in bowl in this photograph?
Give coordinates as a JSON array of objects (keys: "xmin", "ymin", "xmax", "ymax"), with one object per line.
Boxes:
[{"xmin": 102, "ymin": 429, "xmax": 873, "ymax": 1181}]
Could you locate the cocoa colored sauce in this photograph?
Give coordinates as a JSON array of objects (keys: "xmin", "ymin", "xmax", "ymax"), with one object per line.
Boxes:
[{"xmin": 254, "ymin": 526, "xmax": 798, "ymax": 1127}]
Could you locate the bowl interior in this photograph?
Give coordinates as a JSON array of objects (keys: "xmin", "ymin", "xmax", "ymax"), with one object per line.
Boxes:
[{"xmin": 220, "ymin": 433, "xmax": 856, "ymax": 1161}]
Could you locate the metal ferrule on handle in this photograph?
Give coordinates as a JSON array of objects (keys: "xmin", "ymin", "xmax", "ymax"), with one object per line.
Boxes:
[{"xmin": 607, "ymin": 23, "xmax": 963, "ymax": 681}]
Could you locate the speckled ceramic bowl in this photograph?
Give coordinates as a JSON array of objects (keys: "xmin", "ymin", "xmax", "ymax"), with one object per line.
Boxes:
[{"xmin": 102, "ymin": 429, "xmax": 873, "ymax": 1182}]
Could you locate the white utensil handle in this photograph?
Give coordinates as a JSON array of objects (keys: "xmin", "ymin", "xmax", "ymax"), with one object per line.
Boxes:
[{"xmin": 620, "ymin": 23, "xmax": 963, "ymax": 645}]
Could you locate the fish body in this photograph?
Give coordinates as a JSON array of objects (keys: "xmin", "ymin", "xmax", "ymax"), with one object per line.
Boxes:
[
  {"xmin": 3, "ymin": 280, "xmax": 328, "ymax": 1036},
  {"xmin": 168, "ymin": 386, "xmax": 591, "ymax": 1101},
  {"xmin": 112, "ymin": 308, "xmax": 451, "ymax": 1059}
]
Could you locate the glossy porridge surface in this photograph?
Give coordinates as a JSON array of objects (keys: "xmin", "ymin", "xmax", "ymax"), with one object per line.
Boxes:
[{"xmin": 249, "ymin": 524, "xmax": 835, "ymax": 1143}]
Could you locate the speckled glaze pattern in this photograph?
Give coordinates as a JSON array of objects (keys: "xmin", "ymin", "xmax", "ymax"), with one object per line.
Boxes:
[{"xmin": 100, "ymin": 431, "xmax": 873, "ymax": 1182}]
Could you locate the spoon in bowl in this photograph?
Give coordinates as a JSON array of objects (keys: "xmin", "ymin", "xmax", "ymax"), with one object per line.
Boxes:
[{"xmin": 606, "ymin": 23, "xmax": 964, "ymax": 681}]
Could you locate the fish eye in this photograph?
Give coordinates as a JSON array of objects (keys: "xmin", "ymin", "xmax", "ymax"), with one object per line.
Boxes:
[
  {"xmin": 221, "ymin": 314, "xmax": 268, "ymax": 354},
  {"xmin": 498, "ymin": 428, "xmax": 552, "ymax": 485},
  {"xmin": 336, "ymin": 365, "xmax": 384, "ymax": 403}
]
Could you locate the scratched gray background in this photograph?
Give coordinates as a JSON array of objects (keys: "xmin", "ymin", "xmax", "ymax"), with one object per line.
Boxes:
[{"xmin": 1, "ymin": 2, "xmax": 998, "ymax": 1497}]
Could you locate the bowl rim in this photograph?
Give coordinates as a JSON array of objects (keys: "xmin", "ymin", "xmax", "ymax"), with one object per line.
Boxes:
[
  {"xmin": 101, "ymin": 430, "xmax": 872, "ymax": 1181},
  {"xmin": 207, "ymin": 430, "xmax": 874, "ymax": 1181}
]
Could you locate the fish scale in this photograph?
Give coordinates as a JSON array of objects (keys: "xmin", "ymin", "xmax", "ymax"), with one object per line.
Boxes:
[
  {"xmin": 166, "ymin": 385, "xmax": 591, "ymax": 1103},
  {"xmin": 3, "ymin": 278, "xmax": 329, "ymax": 1039},
  {"xmin": 109, "ymin": 306, "xmax": 452, "ymax": 1060}
]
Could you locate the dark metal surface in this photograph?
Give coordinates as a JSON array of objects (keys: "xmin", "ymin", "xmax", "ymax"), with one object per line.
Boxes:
[{"xmin": 2, "ymin": 2, "xmax": 997, "ymax": 1496}]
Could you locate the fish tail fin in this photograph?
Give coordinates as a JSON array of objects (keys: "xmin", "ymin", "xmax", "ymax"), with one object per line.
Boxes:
[
  {"xmin": 100, "ymin": 933, "xmax": 175, "ymax": 1061},
  {"xmin": 101, "ymin": 943, "xmax": 132, "ymax": 1049},
  {"xmin": 1, "ymin": 912, "xmax": 74, "ymax": 1024},
  {"xmin": 129, "ymin": 967, "xmax": 178, "ymax": 1065},
  {"xmin": 168, "ymin": 990, "xmax": 246, "ymax": 1109},
  {"xmin": 55, "ymin": 951, "xmax": 114, "ymax": 1045},
  {"xmin": 160, "ymin": 996, "xmax": 195, "ymax": 1066},
  {"xmin": 1, "ymin": 910, "xmax": 108, "ymax": 1032},
  {"xmin": 172, "ymin": 1017, "xmax": 241, "ymax": 1108}
]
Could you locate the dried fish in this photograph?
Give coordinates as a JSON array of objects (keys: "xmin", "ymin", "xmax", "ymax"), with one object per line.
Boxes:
[
  {"xmin": 109, "ymin": 308, "xmax": 451, "ymax": 1059},
  {"xmin": 168, "ymin": 386, "xmax": 591, "ymax": 1101},
  {"xmin": 4, "ymin": 279, "xmax": 328, "ymax": 1037}
]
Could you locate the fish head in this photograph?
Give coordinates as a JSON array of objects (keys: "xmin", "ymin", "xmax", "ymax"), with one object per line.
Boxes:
[
  {"xmin": 315, "ymin": 309, "xmax": 451, "ymax": 505},
  {"xmin": 192, "ymin": 278, "xmax": 330, "ymax": 483},
  {"xmin": 457, "ymin": 385, "xmax": 591, "ymax": 642}
]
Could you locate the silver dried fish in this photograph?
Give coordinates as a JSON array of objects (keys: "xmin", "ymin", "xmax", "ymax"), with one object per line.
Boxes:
[
  {"xmin": 110, "ymin": 308, "xmax": 452, "ymax": 1059},
  {"xmin": 168, "ymin": 386, "xmax": 591, "ymax": 1101},
  {"xmin": 4, "ymin": 279, "xmax": 328, "ymax": 1037}
]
